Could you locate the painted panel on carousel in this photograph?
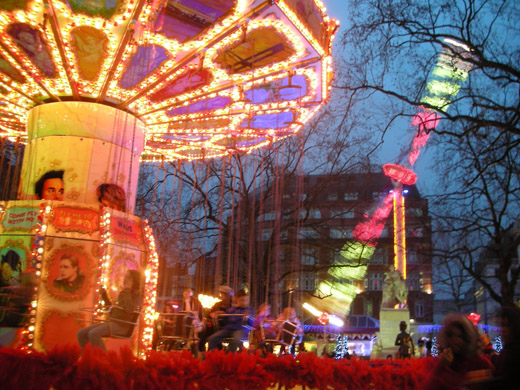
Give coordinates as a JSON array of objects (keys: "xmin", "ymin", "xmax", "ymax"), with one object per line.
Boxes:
[
  {"xmin": 0, "ymin": 236, "xmax": 30, "ymax": 288},
  {"xmin": 0, "ymin": 201, "xmax": 39, "ymax": 234},
  {"xmin": 18, "ymin": 103, "xmax": 144, "ymax": 211},
  {"xmin": 110, "ymin": 214, "xmax": 144, "ymax": 249},
  {"xmin": 105, "ymin": 248, "xmax": 144, "ymax": 305},
  {"xmin": 34, "ymin": 238, "xmax": 98, "ymax": 351}
]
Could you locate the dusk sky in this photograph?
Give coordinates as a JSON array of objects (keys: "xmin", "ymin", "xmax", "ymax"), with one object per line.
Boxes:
[{"xmin": 322, "ymin": 0, "xmax": 438, "ymax": 197}]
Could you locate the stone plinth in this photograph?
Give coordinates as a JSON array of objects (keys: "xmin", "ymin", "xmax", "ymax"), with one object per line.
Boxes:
[{"xmin": 371, "ymin": 309, "xmax": 410, "ymax": 359}]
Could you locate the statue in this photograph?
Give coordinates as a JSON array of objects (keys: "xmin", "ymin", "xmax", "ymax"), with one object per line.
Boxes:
[{"xmin": 381, "ymin": 265, "xmax": 408, "ymax": 309}]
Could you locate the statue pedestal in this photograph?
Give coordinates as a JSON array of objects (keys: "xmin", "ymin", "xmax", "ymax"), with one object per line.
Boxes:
[{"xmin": 371, "ymin": 309, "xmax": 410, "ymax": 359}]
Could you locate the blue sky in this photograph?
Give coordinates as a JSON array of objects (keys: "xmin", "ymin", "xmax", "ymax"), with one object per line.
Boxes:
[{"xmin": 321, "ymin": 0, "xmax": 436, "ymax": 196}]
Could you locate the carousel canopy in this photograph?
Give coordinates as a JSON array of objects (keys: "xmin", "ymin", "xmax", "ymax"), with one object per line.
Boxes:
[{"xmin": 0, "ymin": 0, "xmax": 338, "ymax": 160}]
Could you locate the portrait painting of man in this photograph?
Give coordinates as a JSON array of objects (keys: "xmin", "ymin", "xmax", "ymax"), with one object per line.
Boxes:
[{"xmin": 52, "ymin": 254, "xmax": 85, "ymax": 294}]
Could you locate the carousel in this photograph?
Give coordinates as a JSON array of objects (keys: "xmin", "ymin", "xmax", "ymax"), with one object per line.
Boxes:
[{"xmin": 0, "ymin": 0, "xmax": 338, "ymax": 356}]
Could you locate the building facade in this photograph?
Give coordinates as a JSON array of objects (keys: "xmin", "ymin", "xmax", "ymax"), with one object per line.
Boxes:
[{"xmin": 228, "ymin": 171, "xmax": 434, "ymax": 323}]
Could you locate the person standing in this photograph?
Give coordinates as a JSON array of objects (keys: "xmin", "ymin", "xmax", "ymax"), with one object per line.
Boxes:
[
  {"xmin": 395, "ymin": 320, "xmax": 415, "ymax": 359},
  {"xmin": 423, "ymin": 313, "xmax": 493, "ymax": 390}
]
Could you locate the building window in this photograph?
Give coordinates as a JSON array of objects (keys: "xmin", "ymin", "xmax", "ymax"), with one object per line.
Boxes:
[
  {"xmin": 332, "ymin": 209, "xmax": 354, "ymax": 218},
  {"xmin": 302, "ymin": 248, "xmax": 318, "ymax": 265},
  {"xmin": 327, "ymin": 193, "xmax": 338, "ymax": 201},
  {"xmin": 344, "ymin": 192, "xmax": 358, "ymax": 201},
  {"xmin": 407, "ymin": 273, "xmax": 420, "ymax": 291},
  {"xmin": 330, "ymin": 228, "xmax": 353, "ymax": 239},
  {"xmin": 364, "ymin": 300, "xmax": 373, "ymax": 317},
  {"xmin": 309, "ymin": 208, "xmax": 321, "ymax": 219},
  {"xmin": 372, "ymin": 191, "xmax": 386, "ymax": 199},
  {"xmin": 300, "ymin": 208, "xmax": 321, "ymax": 219},
  {"xmin": 370, "ymin": 248, "xmax": 388, "ymax": 265},
  {"xmin": 407, "ymin": 248, "xmax": 418, "ymax": 264},
  {"xmin": 415, "ymin": 301, "xmax": 424, "ymax": 318},
  {"xmin": 300, "ymin": 193, "xmax": 307, "ymax": 201},
  {"xmin": 257, "ymin": 211, "xmax": 276, "ymax": 222},
  {"xmin": 408, "ymin": 207, "xmax": 423, "ymax": 217},
  {"xmin": 301, "ymin": 273, "xmax": 317, "ymax": 291},
  {"xmin": 407, "ymin": 226, "xmax": 424, "ymax": 237},
  {"xmin": 280, "ymin": 230, "xmax": 288, "ymax": 240},
  {"xmin": 298, "ymin": 228, "xmax": 319, "ymax": 239},
  {"xmin": 367, "ymin": 272, "xmax": 384, "ymax": 291},
  {"xmin": 261, "ymin": 229, "xmax": 272, "ymax": 241},
  {"xmin": 283, "ymin": 209, "xmax": 291, "ymax": 219}
]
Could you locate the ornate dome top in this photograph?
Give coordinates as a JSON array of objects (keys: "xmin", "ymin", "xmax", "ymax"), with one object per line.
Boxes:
[{"xmin": 0, "ymin": 0, "xmax": 337, "ymax": 160}]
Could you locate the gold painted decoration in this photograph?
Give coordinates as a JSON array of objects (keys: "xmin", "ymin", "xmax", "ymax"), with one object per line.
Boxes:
[{"xmin": 70, "ymin": 26, "xmax": 109, "ymax": 81}]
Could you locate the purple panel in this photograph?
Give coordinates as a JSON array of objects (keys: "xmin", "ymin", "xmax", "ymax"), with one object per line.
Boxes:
[
  {"xmin": 120, "ymin": 45, "xmax": 169, "ymax": 89},
  {"xmin": 153, "ymin": 0, "xmax": 234, "ymax": 43},
  {"xmin": 7, "ymin": 23, "xmax": 56, "ymax": 78},
  {"xmin": 153, "ymin": 13, "xmax": 206, "ymax": 42},
  {"xmin": 245, "ymin": 75, "xmax": 307, "ymax": 104},
  {"xmin": 239, "ymin": 112, "xmax": 294, "ymax": 129},
  {"xmin": 167, "ymin": 96, "xmax": 230, "ymax": 116},
  {"xmin": 149, "ymin": 69, "xmax": 212, "ymax": 102},
  {"xmin": 178, "ymin": 0, "xmax": 230, "ymax": 17},
  {"xmin": 279, "ymin": 75, "xmax": 307, "ymax": 100}
]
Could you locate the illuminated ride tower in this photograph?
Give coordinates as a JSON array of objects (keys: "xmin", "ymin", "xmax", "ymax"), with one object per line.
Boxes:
[{"xmin": 0, "ymin": 0, "xmax": 337, "ymax": 355}]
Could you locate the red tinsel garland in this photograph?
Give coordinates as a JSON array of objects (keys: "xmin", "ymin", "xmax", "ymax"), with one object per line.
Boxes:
[{"xmin": 0, "ymin": 346, "xmax": 436, "ymax": 390}]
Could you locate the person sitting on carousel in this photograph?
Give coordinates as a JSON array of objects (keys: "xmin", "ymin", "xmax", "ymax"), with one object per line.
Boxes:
[
  {"xmin": 251, "ymin": 303, "xmax": 277, "ymax": 353},
  {"xmin": 276, "ymin": 307, "xmax": 304, "ymax": 355},
  {"xmin": 77, "ymin": 270, "xmax": 141, "ymax": 351},
  {"xmin": 198, "ymin": 285, "xmax": 234, "ymax": 353},
  {"xmin": 207, "ymin": 289, "xmax": 254, "ymax": 352}
]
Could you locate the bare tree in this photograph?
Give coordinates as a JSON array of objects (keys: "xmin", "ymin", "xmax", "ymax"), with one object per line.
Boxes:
[
  {"xmin": 135, "ymin": 88, "xmax": 378, "ymax": 307},
  {"xmin": 335, "ymin": 0, "xmax": 520, "ymax": 308}
]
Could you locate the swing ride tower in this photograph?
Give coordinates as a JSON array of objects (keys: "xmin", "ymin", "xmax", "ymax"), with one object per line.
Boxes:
[{"xmin": 0, "ymin": 0, "xmax": 337, "ymax": 354}]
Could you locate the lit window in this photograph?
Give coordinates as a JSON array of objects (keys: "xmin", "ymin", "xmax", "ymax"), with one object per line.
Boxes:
[
  {"xmin": 367, "ymin": 272, "xmax": 384, "ymax": 291},
  {"xmin": 327, "ymin": 193, "xmax": 338, "ymax": 201}
]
